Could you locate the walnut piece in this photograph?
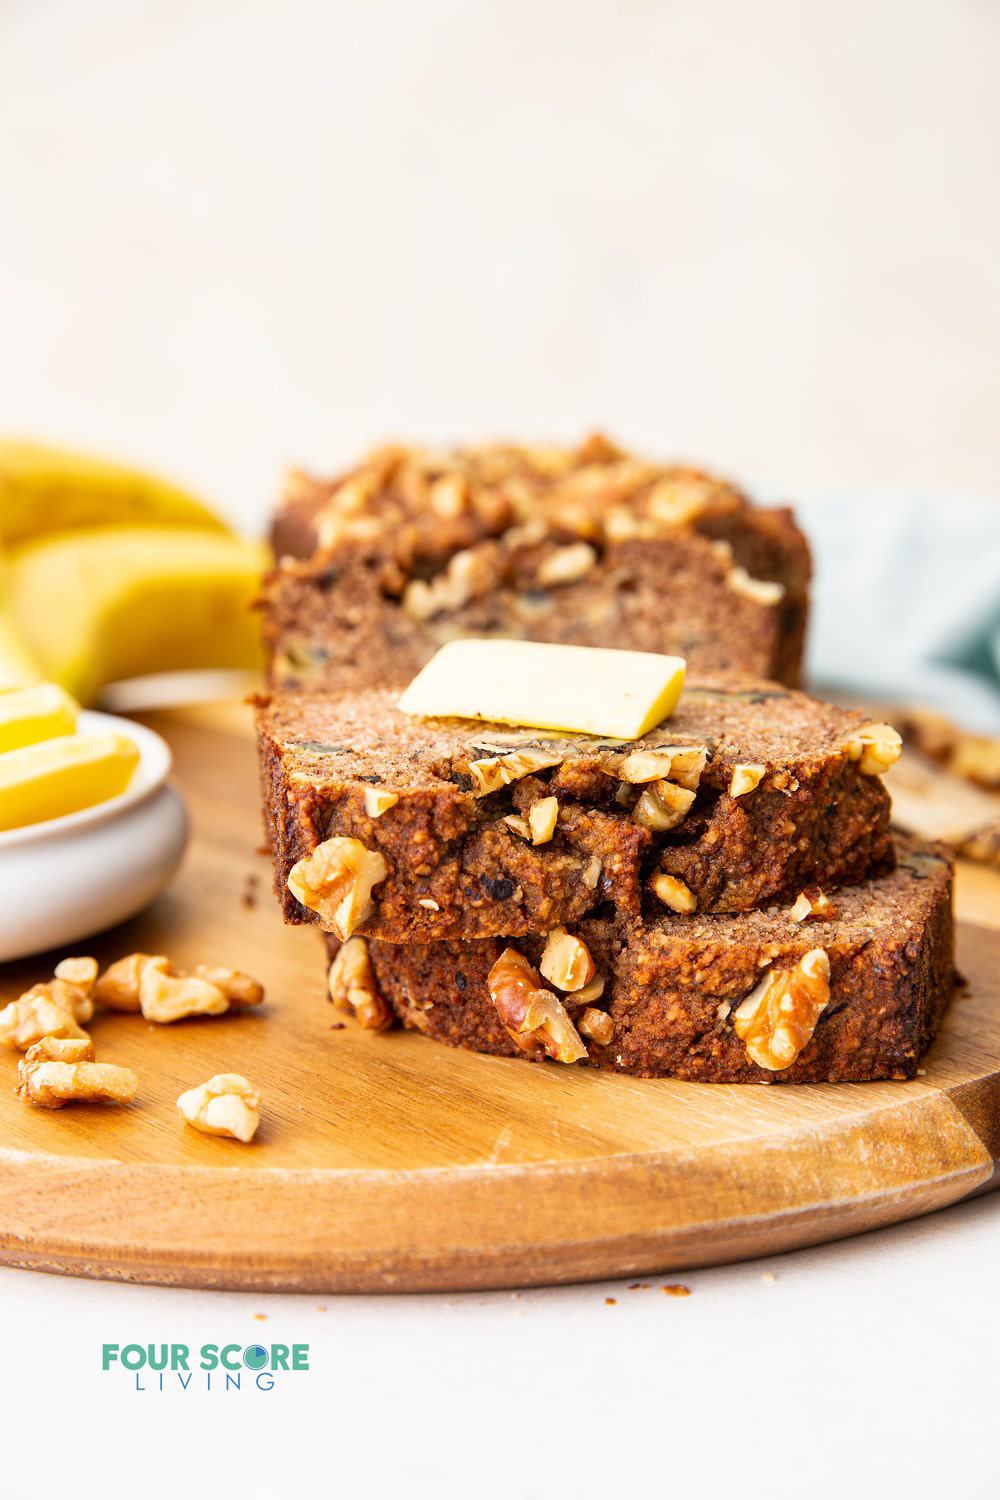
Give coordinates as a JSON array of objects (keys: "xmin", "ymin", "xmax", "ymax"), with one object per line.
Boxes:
[
  {"xmin": 632, "ymin": 780, "xmax": 695, "ymax": 831},
  {"xmin": 577, "ymin": 1007, "xmax": 614, "ymax": 1046},
  {"xmin": 288, "ymin": 836, "xmax": 389, "ymax": 939},
  {"xmin": 93, "ymin": 953, "xmax": 160, "ymax": 1012},
  {"xmin": 788, "ymin": 888, "xmax": 836, "ymax": 922},
  {"xmin": 581, "ymin": 855, "xmax": 602, "ymax": 889},
  {"xmin": 402, "ymin": 547, "xmax": 497, "ymax": 621},
  {"xmin": 53, "ymin": 956, "xmax": 99, "ymax": 996},
  {"xmin": 843, "ymin": 722, "xmax": 902, "ymax": 776},
  {"xmin": 192, "ymin": 964, "xmax": 265, "ymax": 1009},
  {"xmin": 0, "ymin": 983, "xmax": 90, "ymax": 1051},
  {"xmin": 487, "ymin": 948, "xmax": 587, "ymax": 1064},
  {"xmin": 137, "ymin": 958, "xmax": 264, "ymax": 1024},
  {"xmin": 364, "ymin": 787, "xmax": 399, "ymax": 818},
  {"xmin": 726, "ymin": 564, "xmax": 785, "ymax": 606},
  {"xmin": 177, "ymin": 1074, "xmax": 260, "ymax": 1142},
  {"xmin": 327, "ymin": 937, "xmax": 393, "ymax": 1031},
  {"xmin": 536, "ymin": 542, "xmax": 597, "ymax": 587},
  {"xmin": 650, "ymin": 873, "xmax": 697, "ymax": 912},
  {"xmin": 732, "ymin": 948, "xmax": 831, "ymax": 1071},
  {"xmin": 619, "ymin": 746, "xmax": 707, "ymax": 789},
  {"xmin": 645, "ymin": 477, "xmax": 713, "ymax": 528},
  {"xmin": 17, "ymin": 1037, "xmax": 138, "ymax": 1109},
  {"xmin": 466, "ymin": 747, "xmax": 563, "ymax": 797},
  {"xmin": 539, "ymin": 926, "xmax": 597, "ymax": 992},
  {"xmin": 527, "ymin": 796, "xmax": 559, "ymax": 844},
  {"xmin": 729, "ymin": 763, "xmax": 766, "ymax": 798}
]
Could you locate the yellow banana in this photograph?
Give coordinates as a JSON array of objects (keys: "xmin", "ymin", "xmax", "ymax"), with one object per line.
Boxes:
[
  {"xmin": 7, "ymin": 527, "xmax": 266, "ymax": 704},
  {"xmin": 0, "ymin": 551, "xmax": 43, "ymax": 689},
  {"xmin": 0, "ymin": 438, "xmax": 230, "ymax": 545}
]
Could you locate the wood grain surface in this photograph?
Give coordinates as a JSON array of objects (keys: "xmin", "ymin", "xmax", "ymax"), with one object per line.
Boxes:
[{"xmin": 0, "ymin": 702, "xmax": 998, "ymax": 1293}]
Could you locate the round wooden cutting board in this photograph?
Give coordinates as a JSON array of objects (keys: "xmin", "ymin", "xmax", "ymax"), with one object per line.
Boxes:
[{"xmin": 0, "ymin": 703, "xmax": 998, "ymax": 1293}]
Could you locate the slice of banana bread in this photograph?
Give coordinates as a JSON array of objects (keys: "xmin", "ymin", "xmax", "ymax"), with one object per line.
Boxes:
[
  {"xmin": 256, "ymin": 676, "xmax": 898, "ymax": 943},
  {"xmin": 263, "ymin": 435, "xmax": 811, "ymax": 691},
  {"xmin": 324, "ymin": 841, "xmax": 954, "ymax": 1083}
]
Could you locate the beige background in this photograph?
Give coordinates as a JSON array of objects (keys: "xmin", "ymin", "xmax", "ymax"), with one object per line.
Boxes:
[
  {"xmin": 1, "ymin": 0, "xmax": 998, "ymax": 527},
  {"xmin": 2, "ymin": 7, "xmax": 999, "ymax": 1500}
]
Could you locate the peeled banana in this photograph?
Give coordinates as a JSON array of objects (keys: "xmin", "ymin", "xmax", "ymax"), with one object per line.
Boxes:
[
  {"xmin": 6, "ymin": 527, "xmax": 267, "ymax": 704},
  {"xmin": 0, "ymin": 439, "xmax": 229, "ymax": 546}
]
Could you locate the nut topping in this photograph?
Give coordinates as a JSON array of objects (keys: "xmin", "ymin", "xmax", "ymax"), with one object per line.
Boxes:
[
  {"xmin": 328, "ymin": 936, "xmax": 393, "ymax": 1031},
  {"xmin": 645, "ymin": 477, "xmax": 712, "ymax": 528},
  {"xmin": 177, "ymin": 1074, "xmax": 261, "ymax": 1142},
  {"xmin": 843, "ymin": 722, "xmax": 902, "ymax": 776},
  {"xmin": 726, "ymin": 565, "xmax": 785, "ymax": 606},
  {"xmin": 650, "ymin": 873, "xmax": 697, "ymax": 913},
  {"xmin": 632, "ymin": 780, "xmax": 695, "ymax": 832},
  {"xmin": 527, "ymin": 796, "xmax": 559, "ymax": 844},
  {"xmin": 487, "ymin": 948, "xmax": 588, "ymax": 1064},
  {"xmin": 402, "ymin": 547, "xmax": 498, "ymax": 621},
  {"xmin": 732, "ymin": 949, "xmax": 831, "ymax": 1071},
  {"xmin": 536, "ymin": 542, "xmax": 597, "ymax": 587},
  {"xmin": 788, "ymin": 888, "xmax": 836, "ymax": 922},
  {"xmin": 17, "ymin": 1037, "xmax": 138, "ymax": 1109},
  {"xmin": 539, "ymin": 926, "xmax": 597, "ymax": 992},
  {"xmin": 288, "ymin": 836, "xmax": 389, "ymax": 939},
  {"xmin": 729, "ymin": 763, "xmax": 766, "ymax": 798},
  {"xmin": 573, "ymin": 973, "xmax": 606, "ymax": 1004},
  {"xmin": 466, "ymin": 747, "xmax": 563, "ymax": 797},
  {"xmin": 619, "ymin": 745, "xmax": 707, "ymax": 790},
  {"xmin": 364, "ymin": 787, "xmax": 399, "ymax": 818},
  {"xmin": 577, "ymin": 1007, "xmax": 614, "ymax": 1046}
]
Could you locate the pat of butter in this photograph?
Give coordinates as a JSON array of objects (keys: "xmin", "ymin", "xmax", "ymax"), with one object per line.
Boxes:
[
  {"xmin": 0, "ymin": 681, "xmax": 78, "ymax": 754},
  {"xmin": 397, "ymin": 640, "xmax": 686, "ymax": 739},
  {"xmin": 0, "ymin": 731, "xmax": 139, "ymax": 831}
]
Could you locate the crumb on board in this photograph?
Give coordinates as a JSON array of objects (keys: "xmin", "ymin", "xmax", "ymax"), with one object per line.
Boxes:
[
  {"xmin": 761, "ymin": 1271, "xmax": 776, "ymax": 1284},
  {"xmin": 662, "ymin": 1283, "xmax": 691, "ymax": 1297},
  {"xmin": 628, "ymin": 1283, "xmax": 650, "ymax": 1291},
  {"xmin": 253, "ymin": 1312, "xmax": 268, "ymax": 1321},
  {"xmin": 605, "ymin": 1296, "xmax": 617, "ymax": 1306}
]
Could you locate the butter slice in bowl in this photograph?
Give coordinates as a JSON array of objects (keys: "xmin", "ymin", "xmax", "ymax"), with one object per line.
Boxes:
[
  {"xmin": 0, "ymin": 705, "xmax": 187, "ymax": 962},
  {"xmin": 397, "ymin": 639, "xmax": 686, "ymax": 739},
  {"xmin": 0, "ymin": 681, "xmax": 77, "ymax": 753},
  {"xmin": 0, "ymin": 731, "xmax": 139, "ymax": 832}
]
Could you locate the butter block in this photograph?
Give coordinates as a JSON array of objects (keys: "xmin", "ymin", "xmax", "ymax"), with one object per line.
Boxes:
[
  {"xmin": 397, "ymin": 639, "xmax": 686, "ymax": 739},
  {"xmin": 0, "ymin": 731, "xmax": 139, "ymax": 831},
  {"xmin": 0, "ymin": 682, "xmax": 78, "ymax": 753}
]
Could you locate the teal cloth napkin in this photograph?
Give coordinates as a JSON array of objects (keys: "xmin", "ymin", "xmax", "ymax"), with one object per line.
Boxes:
[{"xmin": 793, "ymin": 493, "xmax": 1000, "ymax": 733}]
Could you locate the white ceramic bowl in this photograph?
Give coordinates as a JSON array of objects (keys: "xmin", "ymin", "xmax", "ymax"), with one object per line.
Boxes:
[{"xmin": 0, "ymin": 710, "xmax": 188, "ymax": 962}]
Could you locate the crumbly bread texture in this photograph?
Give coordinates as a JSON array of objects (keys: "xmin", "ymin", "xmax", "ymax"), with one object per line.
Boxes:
[
  {"xmin": 257, "ymin": 676, "xmax": 894, "ymax": 943},
  {"xmin": 263, "ymin": 435, "xmax": 810, "ymax": 691},
  {"xmin": 324, "ymin": 841, "xmax": 954, "ymax": 1083}
]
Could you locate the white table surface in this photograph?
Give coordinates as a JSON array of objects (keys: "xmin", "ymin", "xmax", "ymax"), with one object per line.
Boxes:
[{"xmin": 2, "ymin": 2, "xmax": 999, "ymax": 1495}]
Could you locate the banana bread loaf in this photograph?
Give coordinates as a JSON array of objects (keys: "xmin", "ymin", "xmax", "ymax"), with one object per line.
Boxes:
[
  {"xmin": 256, "ymin": 676, "xmax": 898, "ymax": 944},
  {"xmin": 263, "ymin": 435, "xmax": 811, "ymax": 691},
  {"xmin": 324, "ymin": 840, "xmax": 954, "ymax": 1083}
]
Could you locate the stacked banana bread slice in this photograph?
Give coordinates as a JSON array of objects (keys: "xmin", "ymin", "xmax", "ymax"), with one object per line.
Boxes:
[
  {"xmin": 256, "ymin": 678, "xmax": 953, "ymax": 1083},
  {"xmin": 257, "ymin": 438, "xmax": 955, "ymax": 1083}
]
